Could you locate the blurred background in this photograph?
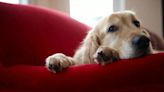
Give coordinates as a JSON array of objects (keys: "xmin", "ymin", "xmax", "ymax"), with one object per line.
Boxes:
[{"xmin": 0, "ymin": 0, "xmax": 163, "ymax": 38}]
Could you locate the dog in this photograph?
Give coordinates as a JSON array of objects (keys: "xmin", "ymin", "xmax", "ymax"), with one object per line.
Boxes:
[{"xmin": 45, "ymin": 11, "xmax": 164, "ymax": 73}]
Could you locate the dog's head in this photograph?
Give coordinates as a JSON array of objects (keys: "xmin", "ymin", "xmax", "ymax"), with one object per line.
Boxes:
[{"xmin": 94, "ymin": 11, "xmax": 153, "ymax": 59}]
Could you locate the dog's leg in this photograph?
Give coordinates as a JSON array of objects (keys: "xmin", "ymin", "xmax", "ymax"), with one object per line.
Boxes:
[
  {"xmin": 94, "ymin": 46, "xmax": 120, "ymax": 65},
  {"xmin": 45, "ymin": 53, "xmax": 75, "ymax": 73}
]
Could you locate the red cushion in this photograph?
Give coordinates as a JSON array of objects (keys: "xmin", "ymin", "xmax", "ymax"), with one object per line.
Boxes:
[
  {"xmin": 0, "ymin": 2, "xmax": 90, "ymax": 66},
  {"xmin": 1, "ymin": 53, "xmax": 164, "ymax": 92}
]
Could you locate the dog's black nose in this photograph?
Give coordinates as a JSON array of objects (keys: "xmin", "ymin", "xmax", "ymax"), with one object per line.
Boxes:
[{"xmin": 132, "ymin": 35, "xmax": 150, "ymax": 49}]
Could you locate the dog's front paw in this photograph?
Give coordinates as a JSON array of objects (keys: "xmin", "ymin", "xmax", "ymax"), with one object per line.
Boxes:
[
  {"xmin": 94, "ymin": 47, "xmax": 120, "ymax": 65},
  {"xmin": 45, "ymin": 53, "xmax": 72, "ymax": 73}
]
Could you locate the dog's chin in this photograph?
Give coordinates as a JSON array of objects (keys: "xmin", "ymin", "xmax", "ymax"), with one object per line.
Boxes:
[
  {"xmin": 131, "ymin": 48, "xmax": 151, "ymax": 58},
  {"xmin": 121, "ymin": 48, "xmax": 151, "ymax": 59}
]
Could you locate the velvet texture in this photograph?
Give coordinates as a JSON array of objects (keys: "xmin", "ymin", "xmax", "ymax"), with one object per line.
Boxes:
[{"xmin": 0, "ymin": 2, "xmax": 164, "ymax": 92}]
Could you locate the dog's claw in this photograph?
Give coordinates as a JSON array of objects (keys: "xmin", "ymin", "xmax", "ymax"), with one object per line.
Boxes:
[{"xmin": 98, "ymin": 51, "xmax": 104, "ymax": 56}]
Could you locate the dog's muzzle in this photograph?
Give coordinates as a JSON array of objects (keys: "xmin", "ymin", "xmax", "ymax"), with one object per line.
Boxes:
[{"xmin": 132, "ymin": 35, "xmax": 150, "ymax": 50}]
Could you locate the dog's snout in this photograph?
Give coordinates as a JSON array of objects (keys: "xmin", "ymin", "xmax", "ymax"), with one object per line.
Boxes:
[{"xmin": 132, "ymin": 35, "xmax": 150, "ymax": 49}]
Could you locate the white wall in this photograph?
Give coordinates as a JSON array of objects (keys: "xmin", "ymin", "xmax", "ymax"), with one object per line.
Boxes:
[
  {"xmin": 28, "ymin": 0, "xmax": 70, "ymax": 14},
  {"xmin": 28, "ymin": 0, "xmax": 163, "ymax": 38}
]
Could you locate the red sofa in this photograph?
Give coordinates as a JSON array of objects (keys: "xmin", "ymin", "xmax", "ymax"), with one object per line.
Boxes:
[{"xmin": 0, "ymin": 2, "xmax": 164, "ymax": 92}]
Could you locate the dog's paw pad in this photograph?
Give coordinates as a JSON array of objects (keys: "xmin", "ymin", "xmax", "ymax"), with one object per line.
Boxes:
[
  {"xmin": 45, "ymin": 53, "xmax": 72, "ymax": 73},
  {"xmin": 94, "ymin": 47, "xmax": 120, "ymax": 65},
  {"xmin": 48, "ymin": 63, "xmax": 62, "ymax": 73}
]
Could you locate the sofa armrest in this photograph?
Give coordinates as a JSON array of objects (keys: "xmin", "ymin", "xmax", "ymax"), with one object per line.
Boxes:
[{"xmin": 0, "ymin": 2, "xmax": 90, "ymax": 66}]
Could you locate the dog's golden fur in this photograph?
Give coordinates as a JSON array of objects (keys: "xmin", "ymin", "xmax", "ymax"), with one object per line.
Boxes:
[{"xmin": 45, "ymin": 11, "xmax": 164, "ymax": 73}]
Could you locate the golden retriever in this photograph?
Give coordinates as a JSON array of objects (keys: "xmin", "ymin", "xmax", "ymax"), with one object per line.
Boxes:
[{"xmin": 45, "ymin": 11, "xmax": 163, "ymax": 73}]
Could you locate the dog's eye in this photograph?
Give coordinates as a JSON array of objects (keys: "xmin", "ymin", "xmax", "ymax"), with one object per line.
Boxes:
[
  {"xmin": 133, "ymin": 20, "xmax": 140, "ymax": 27},
  {"xmin": 108, "ymin": 25, "xmax": 118, "ymax": 32}
]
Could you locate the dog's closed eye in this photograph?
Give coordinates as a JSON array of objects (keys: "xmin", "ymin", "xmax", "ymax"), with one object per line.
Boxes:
[
  {"xmin": 133, "ymin": 20, "xmax": 140, "ymax": 27},
  {"xmin": 107, "ymin": 25, "xmax": 118, "ymax": 32}
]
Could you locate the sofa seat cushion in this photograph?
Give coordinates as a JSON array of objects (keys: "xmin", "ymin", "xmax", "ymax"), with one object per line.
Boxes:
[{"xmin": 1, "ymin": 53, "xmax": 164, "ymax": 92}]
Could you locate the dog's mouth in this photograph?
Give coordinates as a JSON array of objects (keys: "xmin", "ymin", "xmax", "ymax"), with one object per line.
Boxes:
[{"xmin": 132, "ymin": 47, "xmax": 151, "ymax": 58}]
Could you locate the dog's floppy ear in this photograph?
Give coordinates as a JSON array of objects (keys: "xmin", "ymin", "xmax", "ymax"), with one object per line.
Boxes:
[
  {"xmin": 90, "ymin": 29, "xmax": 101, "ymax": 46},
  {"xmin": 74, "ymin": 22, "xmax": 103, "ymax": 63},
  {"xmin": 76, "ymin": 28, "xmax": 102, "ymax": 62},
  {"xmin": 144, "ymin": 28, "xmax": 164, "ymax": 50},
  {"xmin": 83, "ymin": 28, "xmax": 101, "ymax": 49}
]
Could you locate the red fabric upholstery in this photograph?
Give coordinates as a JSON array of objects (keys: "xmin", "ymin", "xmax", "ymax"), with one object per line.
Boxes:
[{"xmin": 0, "ymin": 2, "xmax": 164, "ymax": 92}]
